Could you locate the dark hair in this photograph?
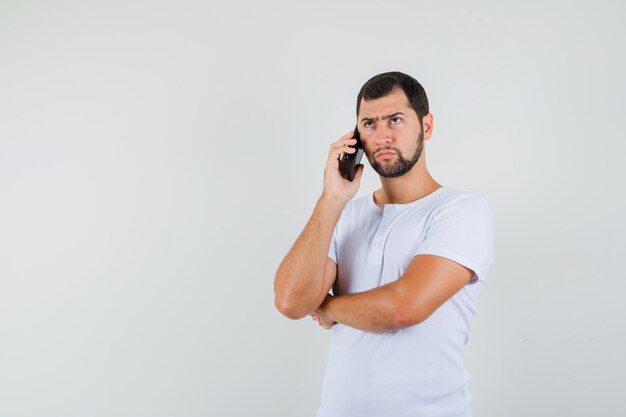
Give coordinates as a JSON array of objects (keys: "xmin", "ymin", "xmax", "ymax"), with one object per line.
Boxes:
[{"xmin": 356, "ymin": 71, "xmax": 429, "ymax": 122}]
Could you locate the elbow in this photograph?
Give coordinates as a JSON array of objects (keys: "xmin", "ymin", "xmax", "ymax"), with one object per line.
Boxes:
[
  {"xmin": 274, "ymin": 270, "xmax": 308, "ymax": 320},
  {"xmin": 391, "ymin": 304, "xmax": 429, "ymax": 329},
  {"xmin": 273, "ymin": 268, "xmax": 320, "ymax": 320},
  {"xmin": 274, "ymin": 294, "xmax": 309, "ymax": 320},
  {"xmin": 386, "ymin": 285, "xmax": 434, "ymax": 329}
]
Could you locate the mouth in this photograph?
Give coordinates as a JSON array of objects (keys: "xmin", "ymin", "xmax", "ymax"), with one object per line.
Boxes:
[{"xmin": 375, "ymin": 150, "xmax": 396, "ymax": 159}]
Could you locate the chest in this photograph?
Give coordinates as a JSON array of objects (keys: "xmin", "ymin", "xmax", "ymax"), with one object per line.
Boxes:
[{"xmin": 334, "ymin": 206, "xmax": 434, "ymax": 295}]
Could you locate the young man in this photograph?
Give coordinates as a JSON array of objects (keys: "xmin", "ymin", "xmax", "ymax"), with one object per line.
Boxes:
[{"xmin": 274, "ymin": 72, "xmax": 494, "ymax": 417}]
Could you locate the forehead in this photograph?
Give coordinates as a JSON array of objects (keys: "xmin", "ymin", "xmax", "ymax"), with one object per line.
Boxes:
[{"xmin": 358, "ymin": 88, "xmax": 413, "ymax": 120}]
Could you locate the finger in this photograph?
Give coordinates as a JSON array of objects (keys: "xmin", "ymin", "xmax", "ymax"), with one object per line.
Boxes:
[
  {"xmin": 328, "ymin": 142, "xmax": 358, "ymax": 161},
  {"xmin": 340, "ymin": 130, "xmax": 355, "ymax": 140},
  {"xmin": 336, "ymin": 138, "xmax": 358, "ymax": 147},
  {"xmin": 332, "ymin": 136, "xmax": 357, "ymax": 146},
  {"xmin": 353, "ymin": 164, "xmax": 365, "ymax": 181},
  {"xmin": 329, "ymin": 139, "xmax": 357, "ymax": 154},
  {"xmin": 340, "ymin": 145, "xmax": 357, "ymax": 153}
]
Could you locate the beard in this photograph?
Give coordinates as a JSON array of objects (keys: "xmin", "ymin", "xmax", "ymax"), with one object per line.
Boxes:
[{"xmin": 369, "ymin": 131, "xmax": 424, "ymax": 178}]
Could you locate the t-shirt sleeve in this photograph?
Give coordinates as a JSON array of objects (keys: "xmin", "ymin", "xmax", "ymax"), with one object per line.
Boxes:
[{"xmin": 412, "ymin": 194, "xmax": 495, "ymax": 285}]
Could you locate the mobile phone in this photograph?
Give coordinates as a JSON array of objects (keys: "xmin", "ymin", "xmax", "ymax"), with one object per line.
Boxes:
[{"xmin": 338, "ymin": 126, "xmax": 364, "ymax": 181}]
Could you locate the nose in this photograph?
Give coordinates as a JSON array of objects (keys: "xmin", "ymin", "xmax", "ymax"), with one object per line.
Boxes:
[{"xmin": 373, "ymin": 124, "xmax": 392, "ymax": 147}]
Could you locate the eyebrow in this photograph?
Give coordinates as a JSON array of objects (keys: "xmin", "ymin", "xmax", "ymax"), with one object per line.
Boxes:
[{"xmin": 360, "ymin": 112, "xmax": 405, "ymax": 123}]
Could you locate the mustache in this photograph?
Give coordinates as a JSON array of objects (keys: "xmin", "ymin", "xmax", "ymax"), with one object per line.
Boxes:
[{"xmin": 373, "ymin": 146, "xmax": 400, "ymax": 157}]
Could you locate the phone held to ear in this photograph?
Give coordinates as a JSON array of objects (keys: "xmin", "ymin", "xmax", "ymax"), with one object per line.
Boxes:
[{"xmin": 338, "ymin": 126, "xmax": 364, "ymax": 181}]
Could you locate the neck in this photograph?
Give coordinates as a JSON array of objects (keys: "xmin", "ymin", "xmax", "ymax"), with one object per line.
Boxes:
[{"xmin": 372, "ymin": 157, "xmax": 441, "ymax": 207}]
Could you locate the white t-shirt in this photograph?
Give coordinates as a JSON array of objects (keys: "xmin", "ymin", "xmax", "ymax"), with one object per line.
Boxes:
[{"xmin": 317, "ymin": 186, "xmax": 495, "ymax": 417}]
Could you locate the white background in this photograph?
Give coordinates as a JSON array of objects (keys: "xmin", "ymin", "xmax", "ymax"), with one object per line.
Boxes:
[{"xmin": 1, "ymin": 1, "xmax": 625, "ymax": 416}]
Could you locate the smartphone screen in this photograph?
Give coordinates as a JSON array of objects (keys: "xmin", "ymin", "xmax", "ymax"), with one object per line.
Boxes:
[{"xmin": 338, "ymin": 126, "xmax": 364, "ymax": 181}]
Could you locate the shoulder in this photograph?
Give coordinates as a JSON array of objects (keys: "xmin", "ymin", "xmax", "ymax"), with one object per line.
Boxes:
[
  {"xmin": 433, "ymin": 187, "xmax": 493, "ymax": 216},
  {"xmin": 420, "ymin": 187, "xmax": 495, "ymax": 233},
  {"xmin": 413, "ymin": 188, "xmax": 496, "ymax": 283}
]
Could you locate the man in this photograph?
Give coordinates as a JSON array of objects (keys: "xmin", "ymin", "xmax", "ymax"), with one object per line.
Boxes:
[{"xmin": 274, "ymin": 72, "xmax": 494, "ymax": 417}]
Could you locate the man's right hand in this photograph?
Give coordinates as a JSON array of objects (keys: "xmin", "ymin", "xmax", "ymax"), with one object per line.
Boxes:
[{"xmin": 322, "ymin": 131, "xmax": 364, "ymax": 205}]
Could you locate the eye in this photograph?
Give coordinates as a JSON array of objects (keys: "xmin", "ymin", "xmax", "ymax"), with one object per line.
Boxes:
[
  {"xmin": 390, "ymin": 117, "xmax": 402, "ymax": 124},
  {"xmin": 363, "ymin": 121, "xmax": 373, "ymax": 128}
]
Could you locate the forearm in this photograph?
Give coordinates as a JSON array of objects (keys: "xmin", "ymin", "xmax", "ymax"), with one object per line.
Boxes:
[
  {"xmin": 274, "ymin": 194, "xmax": 345, "ymax": 319},
  {"xmin": 319, "ymin": 284, "xmax": 418, "ymax": 332},
  {"xmin": 316, "ymin": 254, "xmax": 472, "ymax": 332}
]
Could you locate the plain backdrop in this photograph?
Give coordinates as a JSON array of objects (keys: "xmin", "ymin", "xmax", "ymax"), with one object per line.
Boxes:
[{"xmin": 1, "ymin": 1, "xmax": 625, "ymax": 416}]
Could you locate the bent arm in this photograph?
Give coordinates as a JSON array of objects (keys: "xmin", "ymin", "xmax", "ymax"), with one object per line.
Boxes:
[
  {"xmin": 274, "ymin": 195, "xmax": 344, "ymax": 319},
  {"xmin": 274, "ymin": 130, "xmax": 364, "ymax": 320},
  {"xmin": 315, "ymin": 254, "xmax": 474, "ymax": 332}
]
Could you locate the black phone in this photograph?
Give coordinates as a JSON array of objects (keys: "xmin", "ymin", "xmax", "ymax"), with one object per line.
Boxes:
[{"xmin": 338, "ymin": 126, "xmax": 364, "ymax": 181}]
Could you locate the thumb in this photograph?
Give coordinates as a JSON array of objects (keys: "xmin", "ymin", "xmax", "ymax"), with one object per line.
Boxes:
[{"xmin": 353, "ymin": 164, "xmax": 365, "ymax": 182}]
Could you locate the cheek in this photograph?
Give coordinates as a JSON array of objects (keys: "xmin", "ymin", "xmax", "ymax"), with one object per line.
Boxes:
[{"xmin": 362, "ymin": 141, "xmax": 376, "ymax": 157}]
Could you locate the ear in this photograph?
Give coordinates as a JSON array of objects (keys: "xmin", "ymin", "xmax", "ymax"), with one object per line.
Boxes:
[{"xmin": 422, "ymin": 113, "xmax": 434, "ymax": 140}]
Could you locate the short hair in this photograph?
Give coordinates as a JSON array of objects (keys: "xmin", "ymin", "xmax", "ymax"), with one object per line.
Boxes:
[{"xmin": 356, "ymin": 71, "xmax": 429, "ymax": 122}]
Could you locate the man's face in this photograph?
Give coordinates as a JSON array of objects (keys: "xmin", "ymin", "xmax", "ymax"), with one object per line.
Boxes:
[{"xmin": 357, "ymin": 88, "xmax": 425, "ymax": 178}]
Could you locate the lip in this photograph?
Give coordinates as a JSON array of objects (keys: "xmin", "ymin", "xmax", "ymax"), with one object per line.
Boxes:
[{"xmin": 376, "ymin": 151, "xmax": 396, "ymax": 159}]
